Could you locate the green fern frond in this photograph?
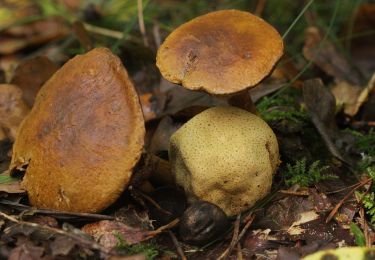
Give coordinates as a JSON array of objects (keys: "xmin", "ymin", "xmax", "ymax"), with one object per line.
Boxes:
[
  {"xmin": 285, "ymin": 158, "xmax": 337, "ymax": 187},
  {"xmin": 355, "ymin": 191, "xmax": 375, "ymax": 225}
]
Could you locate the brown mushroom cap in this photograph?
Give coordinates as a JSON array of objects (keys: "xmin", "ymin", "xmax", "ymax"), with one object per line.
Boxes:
[
  {"xmin": 156, "ymin": 10, "xmax": 283, "ymax": 95},
  {"xmin": 10, "ymin": 48, "xmax": 145, "ymax": 213}
]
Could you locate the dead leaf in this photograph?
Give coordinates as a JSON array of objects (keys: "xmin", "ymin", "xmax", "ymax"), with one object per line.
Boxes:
[
  {"xmin": 0, "ymin": 1, "xmax": 39, "ymax": 29},
  {"xmin": 303, "ymin": 27, "xmax": 361, "ymax": 85},
  {"xmin": 109, "ymin": 255, "xmax": 147, "ymax": 260},
  {"xmin": 139, "ymin": 93, "xmax": 157, "ymax": 122},
  {"xmin": 254, "ymin": 196, "xmax": 314, "ymax": 231},
  {"xmin": 331, "ymin": 74, "xmax": 375, "ymax": 117},
  {"xmin": 288, "ymin": 217, "xmax": 354, "ymax": 245},
  {"xmin": 26, "ymin": 215, "xmax": 59, "ymax": 228},
  {"xmin": 82, "ymin": 220, "xmax": 150, "ymax": 250},
  {"xmin": 10, "ymin": 56, "xmax": 58, "ymax": 107},
  {"xmin": 50, "ymin": 236, "xmax": 77, "ymax": 257},
  {"xmin": 0, "ymin": 84, "xmax": 30, "ymax": 140},
  {"xmin": 303, "ymin": 79, "xmax": 336, "ymax": 130},
  {"xmin": 72, "ymin": 21, "xmax": 93, "ymax": 51},
  {"xmin": 0, "ymin": 18, "xmax": 69, "ymax": 55},
  {"xmin": 349, "ymin": 3, "xmax": 375, "ymax": 77},
  {"xmin": 287, "ymin": 210, "xmax": 319, "ymax": 235},
  {"xmin": 303, "ymin": 79, "xmax": 345, "ymax": 161},
  {"xmin": 148, "ymin": 116, "xmax": 180, "ymax": 155},
  {"xmin": 331, "ymin": 81, "xmax": 362, "ymax": 116},
  {"xmin": 0, "ymin": 180, "xmax": 25, "ymax": 194},
  {"xmin": 160, "ymin": 80, "xmax": 225, "ymax": 115},
  {"xmin": 8, "ymin": 243, "xmax": 45, "ymax": 260}
]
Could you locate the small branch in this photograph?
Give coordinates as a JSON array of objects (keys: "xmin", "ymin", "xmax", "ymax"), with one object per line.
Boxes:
[
  {"xmin": 237, "ymin": 243, "xmax": 243, "ymax": 260},
  {"xmin": 326, "ymin": 178, "xmax": 372, "ymax": 223},
  {"xmin": 0, "ymin": 199, "xmax": 114, "ymax": 221},
  {"xmin": 137, "ymin": 0, "xmax": 149, "ymax": 46},
  {"xmin": 359, "ymin": 208, "xmax": 371, "ymax": 247},
  {"xmin": 254, "ymin": 0, "xmax": 267, "ymax": 17},
  {"xmin": 168, "ymin": 231, "xmax": 187, "ymax": 260},
  {"xmin": 132, "ymin": 188, "xmax": 173, "ymax": 216},
  {"xmin": 83, "ymin": 23, "xmax": 123, "ymax": 39},
  {"xmin": 152, "ymin": 23, "xmax": 162, "ymax": 48},
  {"xmin": 0, "ymin": 211, "xmax": 111, "ymax": 255},
  {"xmin": 218, "ymin": 214, "xmax": 241, "ymax": 260},
  {"xmin": 279, "ymin": 190, "xmax": 309, "ymax": 196},
  {"xmin": 146, "ymin": 218, "xmax": 179, "ymax": 238}
]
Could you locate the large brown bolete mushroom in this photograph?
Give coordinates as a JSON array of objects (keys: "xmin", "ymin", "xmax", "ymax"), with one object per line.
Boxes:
[
  {"xmin": 156, "ymin": 9, "xmax": 283, "ymax": 112},
  {"xmin": 170, "ymin": 106, "xmax": 279, "ymax": 216},
  {"xmin": 10, "ymin": 48, "xmax": 145, "ymax": 213}
]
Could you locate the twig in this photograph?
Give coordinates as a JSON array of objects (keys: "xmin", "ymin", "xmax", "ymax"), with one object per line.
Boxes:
[
  {"xmin": 218, "ymin": 214, "xmax": 241, "ymax": 260},
  {"xmin": 326, "ymin": 178, "xmax": 372, "ymax": 223},
  {"xmin": 0, "ymin": 199, "xmax": 114, "ymax": 221},
  {"xmin": 72, "ymin": 21, "xmax": 92, "ymax": 51},
  {"xmin": 137, "ymin": 0, "xmax": 148, "ymax": 46},
  {"xmin": 152, "ymin": 22, "xmax": 162, "ymax": 48},
  {"xmin": 83, "ymin": 23, "xmax": 123, "ymax": 39},
  {"xmin": 237, "ymin": 214, "xmax": 255, "ymax": 242},
  {"xmin": 359, "ymin": 208, "xmax": 371, "ymax": 247},
  {"xmin": 146, "ymin": 218, "xmax": 179, "ymax": 238},
  {"xmin": 254, "ymin": 0, "xmax": 267, "ymax": 17},
  {"xmin": 133, "ymin": 188, "xmax": 173, "ymax": 216},
  {"xmin": 310, "ymin": 111, "xmax": 345, "ymax": 162},
  {"xmin": 0, "ymin": 211, "xmax": 111, "ymax": 255},
  {"xmin": 278, "ymin": 190, "xmax": 309, "ymax": 196},
  {"xmin": 168, "ymin": 231, "xmax": 187, "ymax": 260},
  {"xmin": 237, "ymin": 243, "xmax": 243, "ymax": 260}
]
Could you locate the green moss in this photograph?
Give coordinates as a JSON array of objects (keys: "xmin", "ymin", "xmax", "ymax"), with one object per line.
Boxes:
[
  {"xmin": 115, "ymin": 233, "xmax": 160, "ymax": 260},
  {"xmin": 347, "ymin": 128, "xmax": 375, "ymax": 157},
  {"xmin": 257, "ymin": 94, "xmax": 308, "ymax": 124}
]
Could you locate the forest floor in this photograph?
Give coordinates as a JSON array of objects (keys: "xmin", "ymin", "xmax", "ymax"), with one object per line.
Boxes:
[{"xmin": 0, "ymin": 1, "xmax": 374, "ymax": 259}]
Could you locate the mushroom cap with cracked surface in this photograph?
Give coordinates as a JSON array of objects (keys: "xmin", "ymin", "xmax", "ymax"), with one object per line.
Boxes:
[
  {"xmin": 169, "ymin": 106, "xmax": 279, "ymax": 216},
  {"xmin": 10, "ymin": 48, "xmax": 145, "ymax": 213},
  {"xmin": 156, "ymin": 9, "xmax": 283, "ymax": 95}
]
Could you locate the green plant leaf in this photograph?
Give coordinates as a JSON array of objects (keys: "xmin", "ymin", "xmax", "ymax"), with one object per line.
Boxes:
[{"xmin": 350, "ymin": 222, "xmax": 366, "ymax": 246}]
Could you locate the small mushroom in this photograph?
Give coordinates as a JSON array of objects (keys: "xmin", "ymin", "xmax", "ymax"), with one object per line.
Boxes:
[
  {"xmin": 156, "ymin": 9, "xmax": 283, "ymax": 112},
  {"xmin": 179, "ymin": 201, "xmax": 229, "ymax": 245},
  {"xmin": 10, "ymin": 48, "xmax": 145, "ymax": 213},
  {"xmin": 169, "ymin": 106, "xmax": 279, "ymax": 216}
]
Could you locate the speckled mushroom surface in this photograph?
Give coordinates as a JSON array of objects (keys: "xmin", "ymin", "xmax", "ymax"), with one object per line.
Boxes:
[
  {"xmin": 10, "ymin": 48, "xmax": 145, "ymax": 213},
  {"xmin": 156, "ymin": 9, "xmax": 283, "ymax": 95},
  {"xmin": 169, "ymin": 106, "xmax": 279, "ymax": 216}
]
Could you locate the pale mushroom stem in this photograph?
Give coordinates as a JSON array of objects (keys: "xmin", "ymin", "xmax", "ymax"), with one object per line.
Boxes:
[{"xmin": 227, "ymin": 90, "xmax": 258, "ymax": 114}]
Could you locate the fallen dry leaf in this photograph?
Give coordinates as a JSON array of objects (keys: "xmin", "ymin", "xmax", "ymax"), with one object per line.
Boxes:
[
  {"xmin": 349, "ymin": 3, "xmax": 375, "ymax": 77},
  {"xmin": 82, "ymin": 220, "xmax": 150, "ymax": 250},
  {"xmin": 303, "ymin": 79, "xmax": 345, "ymax": 161},
  {"xmin": 287, "ymin": 210, "xmax": 319, "ymax": 235},
  {"xmin": 8, "ymin": 243, "xmax": 45, "ymax": 260},
  {"xmin": 303, "ymin": 27, "xmax": 361, "ymax": 85},
  {"xmin": 332, "ymin": 73, "xmax": 375, "ymax": 117},
  {"xmin": 0, "ymin": 180, "xmax": 25, "ymax": 194},
  {"xmin": 139, "ymin": 93, "xmax": 157, "ymax": 122},
  {"xmin": 10, "ymin": 56, "xmax": 58, "ymax": 107},
  {"xmin": 0, "ymin": 18, "xmax": 69, "ymax": 55},
  {"xmin": 331, "ymin": 81, "xmax": 362, "ymax": 116},
  {"xmin": 0, "ymin": 84, "xmax": 30, "ymax": 140}
]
